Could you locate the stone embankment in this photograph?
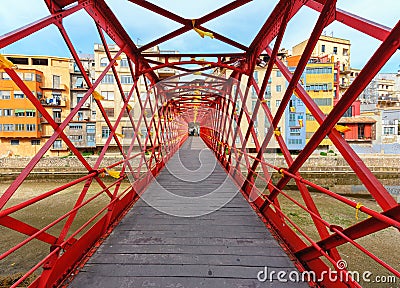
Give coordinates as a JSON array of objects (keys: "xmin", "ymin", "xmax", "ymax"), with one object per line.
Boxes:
[{"xmin": 0, "ymin": 154, "xmax": 398, "ymax": 199}]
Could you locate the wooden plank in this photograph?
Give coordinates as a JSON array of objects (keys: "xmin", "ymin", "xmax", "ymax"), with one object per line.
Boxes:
[{"xmin": 69, "ymin": 137, "xmax": 308, "ymax": 288}]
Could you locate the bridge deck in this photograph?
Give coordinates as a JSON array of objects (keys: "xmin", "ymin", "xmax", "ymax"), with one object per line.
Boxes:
[{"xmin": 69, "ymin": 137, "xmax": 307, "ymax": 288}]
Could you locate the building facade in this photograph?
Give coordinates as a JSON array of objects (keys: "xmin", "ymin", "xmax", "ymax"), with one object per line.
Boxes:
[
  {"xmin": 1, "ymin": 55, "xmax": 71, "ymax": 156},
  {"xmin": 68, "ymin": 56, "xmax": 96, "ymax": 152},
  {"xmin": 94, "ymin": 44, "xmax": 179, "ymax": 153},
  {"xmin": 287, "ymin": 55, "xmax": 336, "ymax": 149},
  {"xmin": 0, "ymin": 68, "xmax": 43, "ymax": 156}
]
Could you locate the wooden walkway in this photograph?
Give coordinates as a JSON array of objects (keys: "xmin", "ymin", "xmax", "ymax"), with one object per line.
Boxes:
[{"xmin": 70, "ymin": 137, "xmax": 308, "ymax": 288}]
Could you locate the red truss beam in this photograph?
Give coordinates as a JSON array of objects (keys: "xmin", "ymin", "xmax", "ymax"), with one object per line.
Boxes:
[
  {"xmin": 133, "ymin": 0, "xmax": 251, "ymax": 53},
  {"xmin": 246, "ymin": 0, "xmax": 307, "ymax": 69},
  {"xmin": 0, "ymin": 1, "xmax": 84, "ymax": 49},
  {"xmin": 84, "ymin": 0, "xmax": 159, "ymax": 83},
  {"xmin": 306, "ymin": 0, "xmax": 391, "ymax": 41}
]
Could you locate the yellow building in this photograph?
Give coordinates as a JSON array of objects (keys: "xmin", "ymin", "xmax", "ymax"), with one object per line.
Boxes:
[
  {"xmin": 287, "ymin": 55, "xmax": 335, "ymax": 148},
  {"xmin": 1, "ymin": 55, "xmax": 71, "ymax": 156},
  {"xmin": 304, "ymin": 61, "xmax": 335, "ymax": 147},
  {"xmin": 292, "ymin": 35, "xmax": 351, "ymax": 98}
]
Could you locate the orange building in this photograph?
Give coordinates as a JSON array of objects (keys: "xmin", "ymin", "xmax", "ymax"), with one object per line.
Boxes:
[
  {"xmin": 0, "ymin": 68, "xmax": 44, "ymax": 156},
  {"xmin": 0, "ymin": 54, "xmax": 71, "ymax": 157}
]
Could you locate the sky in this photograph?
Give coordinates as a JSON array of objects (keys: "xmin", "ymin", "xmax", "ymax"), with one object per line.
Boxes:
[{"xmin": 0, "ymin": 0, "xmax": 399, "ymax": 73}]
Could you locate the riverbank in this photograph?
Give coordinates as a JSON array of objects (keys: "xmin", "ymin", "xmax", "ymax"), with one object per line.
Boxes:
[{"xmin": 1, "ymin": 154, "xmax": 398, "ymax": 198}]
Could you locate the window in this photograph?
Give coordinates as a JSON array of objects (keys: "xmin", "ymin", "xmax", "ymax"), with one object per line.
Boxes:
[
  {"xmin": 321, "ymin": 44, "xmax": 325, "ymax": 53},
  {"xmin": 290, "ymin": 128, "xmax": 301, "ymax": 136},
  {"xmin": 100, "ymin": 57, "xmax": 109, "ymax": 67},
  {"xmin": 288, "ymin": 139, "xmax": 302, "ymax": 145},
  {"xmin": 32, "ymin": 58, "xmax": 48, "ymax": 65},
  {"xmin": 276, "ymin": 85, "xmax": 282, "ymax": 92},
  {"xmin": 87, "ymin": 135, "xmax": 95, "ymax": 144},
  {"xmin": 14, "ymin": 91, "xmax": 24, "ymax": 99},
  {"xmin": 120, "ymin": 58, "xmax": 129, "ymax": 67},
  {"xmin": 105, "ymin": 108, "xmax": 114, "ymax": 118},
  {"xmin": 8, "ymin": 57, "xmax": 29, "ymax": 65},
  {"xmin": 101, "ymin": 74, "xmax": 114, "ymax": 84},
  {"xmin": 276, "ymin": 70, "xmax": 282, "ymax": 77},
  {"xmin": 3, "ymin": 109, "xmax": 13, "ymax": 116},
  {"xmin": 36, "ymin": 74, "xmax": 42, "ymax": 83},
  {"xmin": 10, "ymin": 139, "xmax": 19, "ymax": 145},
  {"xmin": 140, "ymin": 128, "xmax": 147, "ymax": 139},
  {"xmin": 333, "ymin": 47, "xmax": 338, "ymax": 55},
  {"xmin": 265, "ymin": 85, "xmax": 271, "ymax": 98},
  {"xmin": 24, "ymin": 73, "xmax": 34, "ymax": 81},
  {"xmin": 121, "ymin": 75, "xmax": 134, "ymax": 84},
  {"xmin": 77, "ymin": 112, "xmax": 83, "ymax": 121},
  {"xmin": 74, "ymin": 77, "xmax": 84, "ymax": 88},
  {"xmin": 53, "ymin": 110, "xmax": 61, "ymax": 122},
  {"xmin": 343, "ymin": 48, "xmax": 349, "ymax": 56},
  {"xmin": 69, "ymin": 124, "xmax": 83, "ymax": 130},
  {"xmin": 305, "ymin": 67, "xmax": 332, "ymax": 74},
  {"xmin": 76, "ymin": 93, "xmax": 84, "ymax": 104},
  {"xmin": 69, "ymin": 135, "xmax": 83, "ymax": 141},
  {"xmin": 26, "ymin": 110, "xmax": 36, "ymax": 117},
  {"xmin": 102, "ymin": 126, "xmax": 110, "ymax": 138},
  {"xmin": 26, "ymin": 124, "xmax": 36, "ymax": 131},
  {"xmin": 87, "ymin": 124, "xmax": 96, "ymax": 133},
  {"xmin": 15, "ymin": 124, "xmax": 24, "ymax": 131},
  {"xmin": 383, "ymin": 127, "xmax": 395, "ymax": 135},
  {"xmin": 122, "ymin": 127, "xmax": 134, "ymax": 138},
  {"xmin": 53, "ymin": 140, "xmax": 62, "ymax": 149},
  {"xmin": 343, "ymin": 106, "xmax": 353, "ymax": 117},
  {"xmin": 251, "ymin": 87, "xmax": 257, "ymax": 98},
  {"xmin": 276, "ymin": 100, "xmax": 281, "ymax": 107},
  {"xmin": 3, "ymin": 124, "xmax": 14, "ymax": 131},
  {"xmin": 1, "ymin": 72, "xmax": 11, "ymax": 80},
  {"xmin": 306, "ymin": 114, "xmax": 315, "ymax": 121},
  {"xmin": 100, "ymin": 91, "xmax": 114, "ymax": 101},
  {"xmin": 0, "ymin": 91, "xmax": 11, "ymax": 99},
  {"xmin": 313, "ymin": 98, "xmax": 332, "ymax": 106},
  {"xmin": 53, "ymin": 75, "xmax": 60, "ymax": 89},
  {"xmin": 253, "ymin": 71, "xmax": 258, "ymax": 83},
  {"xmin": 289, "ymin": 113, "xmax": 296, "ymax": 121},
  {"xmin": 31, "ymin": 139, "xmax": 40, "ymax": 145},
  {"xmin": 51, "ymin": 92, "xmax": 62, "ymax": 101},
  {"xmin": 358, "ymin": 124, "xmax": 365, "ymax": 139}
]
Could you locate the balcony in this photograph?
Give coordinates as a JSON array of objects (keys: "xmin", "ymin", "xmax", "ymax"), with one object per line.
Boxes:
[
  {"xmin": 40, "ymin": 97, "xmax": 66, "ymax": 107},
  {"xmin": 40, "ymin": 84, "xmax": 67, "ymax": 91}
]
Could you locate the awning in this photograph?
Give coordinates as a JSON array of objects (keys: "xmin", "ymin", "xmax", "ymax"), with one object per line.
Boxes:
[
  {"xmin": 15, "ymin": 109, "xmax": 25, "ymax": 113},
  {"xmin": 25, "ymin": 109, "xmax": 36, "ymax": 113}
]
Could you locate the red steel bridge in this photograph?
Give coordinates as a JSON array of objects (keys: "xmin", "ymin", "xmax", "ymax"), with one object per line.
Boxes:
[{"xmin": 0, "ymin": 0, "xmax": 399, "ymax": 287}]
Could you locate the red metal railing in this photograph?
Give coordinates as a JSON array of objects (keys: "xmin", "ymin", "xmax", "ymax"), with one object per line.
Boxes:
[{"xmin": 0, "ymin": 0, "xmax": 399, "ymax": 287}]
